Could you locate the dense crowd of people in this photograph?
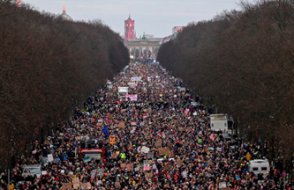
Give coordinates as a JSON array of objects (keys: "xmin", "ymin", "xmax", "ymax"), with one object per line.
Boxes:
[{"xmin": 0, "ymin": 62, "xmax": 292, "ymax": 190}]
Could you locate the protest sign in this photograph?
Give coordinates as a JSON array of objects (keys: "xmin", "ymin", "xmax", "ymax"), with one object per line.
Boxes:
[
  {"xmin": 118, "ymin": 121, "xmax": 126, "ymax": 129},
  {"xmin": 158, "ymin": 147, "xmax": 173, "ymax": 157},
  {"xmin": 131, "ymin": 76, "xmax": 142, "ymax": 82},
  {"xmin": 125, "ymin": 94, "xmax": 138, "ymax": 101},
  {"xmin": 118, "ymin": 87, "xmax": 128, "ymax": 93},
  {"xmin": 107, "ymin": 84, "xmax": 113, "ymax": 89},
  {"xmin": 140, "ymin": 146, "xmax": 150, "ymax": 154},
  {"xmin": 47, "ymin": 154, "xmax": 54, "ymax": 163},
  {"xmin": 143, "ymin": 160, "xmax": 151, "ymax": 171}
]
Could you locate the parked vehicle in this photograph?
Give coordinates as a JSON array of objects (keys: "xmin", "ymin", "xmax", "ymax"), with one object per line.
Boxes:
[
  {"xmin": 210, "ymin": 114, "xmax": 230, "ymax": 133},
  {"xmin": 22, "ymin": 164, "xmax": 41, "ymax": 178},
  {"xmin": 249, "ymin": 159, "xmax": 270, "ymax": 177},
  {"xmin": 79, "ymin": 148, "xmax": 105, "ymax": 163}
]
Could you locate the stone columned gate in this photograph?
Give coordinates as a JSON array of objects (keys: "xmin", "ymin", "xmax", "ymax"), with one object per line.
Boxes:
[{"xmin": 126, "ymin": 38, "xmax": 162, "ymax": 60}]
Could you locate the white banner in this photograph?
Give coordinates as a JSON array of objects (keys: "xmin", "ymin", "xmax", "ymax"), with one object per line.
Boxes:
[
  {"xmin": 118, "ymin": 87, "xmax": 128, "ymax": 93},
  {"xmin": 130, "ymin": 76, "xmax": 142, "ymax": 82}
]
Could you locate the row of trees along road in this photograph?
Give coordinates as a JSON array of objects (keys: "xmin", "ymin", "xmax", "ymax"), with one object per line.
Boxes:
[
  {"xmin": 157, "ymin": 0, "xmax": 294, "ymax": 172},
  {"xmin": 0, "ymin": 1, "xmax": 129, "ymax": 169}
]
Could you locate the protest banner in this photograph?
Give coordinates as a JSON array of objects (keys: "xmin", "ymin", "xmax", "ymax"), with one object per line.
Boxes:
[
  {"xmin": 131, "ymin": 76, "xmax": 142, "ymax": 82},
  {"xmin": 118, "ymin": 87, "xmax": 128, "ymax": 93},
  {"xmin": 125, "ymin": 94, "xmax": 138, "ymax": 101}
]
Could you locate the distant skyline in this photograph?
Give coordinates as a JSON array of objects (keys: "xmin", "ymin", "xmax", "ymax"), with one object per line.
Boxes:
[{"xmin": 22, "ymin": 0, "xmax": 257, "ymax": 38}]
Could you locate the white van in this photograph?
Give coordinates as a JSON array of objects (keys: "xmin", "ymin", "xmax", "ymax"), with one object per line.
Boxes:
[
  {"xmin": 249, "ymin": 159, "xmax": 270, "ymax": 177},
  {"xmin": 210, "ymin": 114, "xmax": 230, "ymax": 134},
  {"xmin": 22, "ymin": 164, "xmax": 42, "ymax": 178}
]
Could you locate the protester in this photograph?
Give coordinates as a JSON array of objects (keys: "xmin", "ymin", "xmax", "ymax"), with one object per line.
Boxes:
[{"xmin": 1, "ymin": 62, "xmax": 291, "ymax": 190}]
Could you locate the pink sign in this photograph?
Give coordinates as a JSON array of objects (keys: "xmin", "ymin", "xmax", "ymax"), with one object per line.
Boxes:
[
  {"xmin": 125, "ymin": 94, "xmax": 138, "ymax": 101},
  {"xmin": 209, "ymin": 134, "xmax": 216, "ymax": 141}
]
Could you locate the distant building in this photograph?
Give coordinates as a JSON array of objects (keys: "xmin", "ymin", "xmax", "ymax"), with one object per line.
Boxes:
[
  {"xmin": 124, "ymin": 15, "xmax": 161, "ymax": 60},
  {"xmin": 59, "ymin": 7, "xmax": 73, "ymax": 21},
  {"xmin": 124, "ymin": 15, "xmax": 136, "ymax": 41},
  {"xmin": 125, "ymin": 23, "xmax": 185, "ymax": 59},
  {"xmin": 127, "ymin": 35, "xmax": 162, "ymax": 60},
  {"xmin": 142, "ymin": 33, "xmax": 154, "ymax": 39}
]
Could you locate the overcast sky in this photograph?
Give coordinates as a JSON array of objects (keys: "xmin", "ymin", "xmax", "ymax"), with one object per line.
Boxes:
[{"xmin": 22, "ymin": 0, "xmax": 257, "ymax": 38}]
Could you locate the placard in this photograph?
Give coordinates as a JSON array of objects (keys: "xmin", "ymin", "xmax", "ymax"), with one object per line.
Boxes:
[
  {"xmin": 143, "ymin": 160, "xmax": 151, "ymax": 171},
  {"xmin": 140, "ymin": 146, "xmax": 150, "ymax": 154},
  {"xmin": 131, "ymin": 76, "xmax": 142, "ymax": 82},
  {"xmin": 118, "ymin": 121, "xmax": 126, "ymax": 129},
  {"xmin": 118, "ymin": 87, "xmax": 128, "ymax": 93},
  {"xmin": 157, "ymin": 147, "xmax": 173, "ymax": 157},
  {"xmin": 125, "ymin": 94, "xmax": 138, "ymax": 101},
  {"xmin": 47, "ymin": 154, "xmax": 54, "ymax": 162}
]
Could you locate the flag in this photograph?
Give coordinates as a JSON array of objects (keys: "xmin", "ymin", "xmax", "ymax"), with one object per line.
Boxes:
[
  {"xmin": 184, "ymin": 108, "xmax": 189, "ymax": 116},
  {"xmin": 102, "ymin": 125, "xmax": 109, "ymax": 138},
  {"xmin": 245, "ymin": 152, "xmax": 251, "ymax": 161},
  {"xmin": 109, "ymin": 135, "xmax": 116, "ymax": 145}
]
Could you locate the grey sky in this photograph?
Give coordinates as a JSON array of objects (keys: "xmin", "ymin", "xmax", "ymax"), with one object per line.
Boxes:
[{"xmin": 22, "ymin": 0, "xmax": 257, "ymax": 38}]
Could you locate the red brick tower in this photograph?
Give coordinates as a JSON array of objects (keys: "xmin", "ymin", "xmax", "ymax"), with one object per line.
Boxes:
[
  {"xmin": 124, "ymin": 15, "xmax": 135, "ymax": 41},
  {"xmin": 16, "ymin": 0, "xmax": 21, "ymax": 7}
]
